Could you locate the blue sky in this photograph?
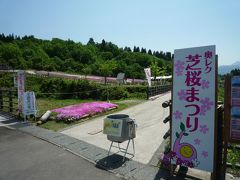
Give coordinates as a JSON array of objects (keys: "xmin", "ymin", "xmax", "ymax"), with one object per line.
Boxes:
[{"xmin": 0, "ymin": 0, "xmax": 239, "ymax": 65}]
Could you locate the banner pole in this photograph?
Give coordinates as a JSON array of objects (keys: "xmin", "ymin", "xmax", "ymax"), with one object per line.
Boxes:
[{"xmin": 210, "ymin": 55, "xmax": 218, "ymax": 180}]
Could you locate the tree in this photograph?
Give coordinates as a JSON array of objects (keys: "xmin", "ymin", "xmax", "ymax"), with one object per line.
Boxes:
[
  {"xmin": 231, "ymin": 69, "xmax": 240, "ymax": 76},
  {"xmin": 150, "ymin": 60, "xmax": 166, "ymax": 80},
  {"xmin": 154, "ymin": 51, "xmax": 160, "ymax": 58},
  {"xmin": 159, "ymin": 51, "xmax": 164, "ymax": 59},
  {"xmin": 133, "ymin": 46, "xmax": 137, "ymax": 52},
  {"xmin": 0, "ymin": 33, "xmax": 172, "ymax": 81},
  {"xmin": 124, "ymin": 46, "xmax": 131, "ymax": 52},
  {"xmin": 141, "ymin": 48, "xmax": 146, "ymax": 53},
  {"xmin": 101, "ymin": 52, "xmax": 113, "ymax": 60},
  {"xmin": 133, "ymin": 46, "xmax": 140, "ymax": 52},
  {"xmin": 148, "ymin": 49, "xmax": 152, "ymax": 55},
  {"xmin": 136, "ymin": 47, "xmax": 140, "ymax": 52},
  {"xmin": 87, "ymin": 38, "xmax": 95, "ymax": 45},
  {"xmin": 126, "ymin": 63, "xmax": 143, "ymax": 80},
  {"xmin": 82, "ymin": 66, "xmax": 92, "ymax": 78},
  {"xmin": 99, "ymin": 60, "xmax": 117, "ymax": 84},
  {"xmin": 166, "ymin": 52, "xmax": 172, "ymax": 60},
  {"xmin": 100, "ymin": 39, "xmax": 106, "ymax": 51}
]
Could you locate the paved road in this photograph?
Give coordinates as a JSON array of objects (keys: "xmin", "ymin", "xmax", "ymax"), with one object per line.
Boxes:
[
  {"xmin": 61, "ymin": 92, "xmax": 171, "ymax": 164},
  {"xmin": 0, "ymin": 126, "xmax": 122, "ymax": 180}
]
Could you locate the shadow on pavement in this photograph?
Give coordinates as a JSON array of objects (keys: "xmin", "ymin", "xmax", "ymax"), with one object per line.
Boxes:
[
  {"xmin": 95, "ymin": 154, "xmax": 130, "ymax": 170},
  {"xmin": 154, "ymin": 168, "xmax": 172, "ymax": 180},
  {"xmin": 0, "ymin": 110, "xmax": 18, "ymax": 120},
  {"xmin": 154, "ymin": 165, "xmax": 202, "ymax": 180}
]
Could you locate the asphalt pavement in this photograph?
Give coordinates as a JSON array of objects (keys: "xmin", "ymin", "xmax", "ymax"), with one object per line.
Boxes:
[{"xmin": 0, "ymin": 126, "xmax": 122, "ymax": 180}]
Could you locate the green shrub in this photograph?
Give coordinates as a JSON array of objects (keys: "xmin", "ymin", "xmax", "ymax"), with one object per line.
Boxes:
[
  {"xmin": 0, "ymin": 74, "xmax": 147, "ymax": 100},
  {"xmin": 0, "ymin": 73, "xmax": 14, "ymax": 88},
  {"xmin": 128, "ymin": 92, "xmax": 146, "ymax": 99},
  {"xmin": 100, "ymin": 86, "xmax": 129, "ymax": 100}
]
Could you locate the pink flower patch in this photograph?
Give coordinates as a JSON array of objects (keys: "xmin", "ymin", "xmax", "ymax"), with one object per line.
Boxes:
[{"xmin": 52, "ymin": 102, "xmax": 118, "ymax": 120}]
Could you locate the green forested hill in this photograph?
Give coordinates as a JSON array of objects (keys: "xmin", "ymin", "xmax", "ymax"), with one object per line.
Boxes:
[{"xmin": 0, "ymin": 34, "xmax": 172, "ymax": 79}]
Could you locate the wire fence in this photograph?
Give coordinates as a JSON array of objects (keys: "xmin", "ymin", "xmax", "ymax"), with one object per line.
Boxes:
[
  {"xmin": 0, "ymin": 88, "xmax": 18, "ymax": 115},
  {"xmin": 147, "ymin": 84, "xmax": 172, "ymax": 99}
]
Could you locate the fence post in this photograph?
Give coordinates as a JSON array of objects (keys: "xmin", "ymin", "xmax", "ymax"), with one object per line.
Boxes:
[
  {"xmin": 9, "ymin": 90, "xmax": 13, "ymax": 112},
  {"xmin": 146, "ymin": 86, "xmax": 149, "ymax": 100},
  {"xmin": 216, "ymin": 106, "xmax": 224, "ymax": 179},
  {"xmin": 0, "ymin": 89, "xmax": 2, "ymax": 109}
]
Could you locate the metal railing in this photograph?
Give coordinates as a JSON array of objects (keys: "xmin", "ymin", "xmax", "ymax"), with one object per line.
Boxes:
[
  {"xmin": 147, "ymin": 84, "xmax": 172, "ymax": 99},
  {"xmin": 0, "ymin": 88, "xmax": 18, "ymax": 114}
]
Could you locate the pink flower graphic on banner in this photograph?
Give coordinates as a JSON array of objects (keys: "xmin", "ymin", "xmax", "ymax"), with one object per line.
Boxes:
[
  {"xmin": 200, "ymin": 98, "xmax": 214, "ymax": 110},
  {"xmin": 175, "ymin": 60, "xmax": 185, "ymax": 69},
  {"xmin": 173, "ymin": 110, "xmax": 183, "ymax": 120},
  {"xmin": 200, "ymin": 125, "xmax": 209, "ymax": 134},
  {"xmin": 194, "ymin": 138, "xmax": 201, "ymax": 145},
  {"xmin": 200, "ymin": 108, "xmax": 206, "ymax": 116},
  {"xmin": 176, "ymin": 71, "xmax": 183, "ymax": 76},
  {"xmin": 201, "ymin": 80, "xmax": 210, "ymax": 89},
  {"xmin": 202, "ymin": 151, "xmax": 208, "ymax": 158},
  {"xmin": 178, "ymin": 89, "xmax": 187, "ymax": 101},
  {"xmin": 199, "ymin": 97, "xmax": 214, "ymax": 116},
  {"xmin": 175, "ymin": 60, "xmax": 185, "ymax": 76}
]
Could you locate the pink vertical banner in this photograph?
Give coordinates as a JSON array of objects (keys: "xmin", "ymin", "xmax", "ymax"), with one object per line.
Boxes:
[
  {"xmin": 17, "ymin": 70, "xmax": 25, "ymax": 114},
  {"xmin": 171, "ymin": 46, "xmax": 216, "ymax": 172}
]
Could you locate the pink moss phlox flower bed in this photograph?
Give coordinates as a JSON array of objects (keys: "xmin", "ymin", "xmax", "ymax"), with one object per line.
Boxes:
[{"xmin": 52, "ymin": 102, "xmax": 118, "ymax": 121}]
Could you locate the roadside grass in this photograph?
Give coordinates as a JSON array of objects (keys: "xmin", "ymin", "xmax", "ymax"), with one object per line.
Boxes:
[
  {"xmin": 36, "ymin": 98, "xmax": 144, "ymax": 131},
  {"xmin": 36, "ymin": 98, "xmax": 95, "ymax": 117}
]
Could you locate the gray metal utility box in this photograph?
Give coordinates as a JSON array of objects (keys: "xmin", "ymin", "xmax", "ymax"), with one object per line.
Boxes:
[{"xmin": 103, "ymin": 114, "xmax": 136, "ymax": 143}]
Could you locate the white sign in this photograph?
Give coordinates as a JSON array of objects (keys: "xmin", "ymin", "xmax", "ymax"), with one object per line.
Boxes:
[
  {"xmin": 17, "ymin": 70, "xmax": 25, "ymax": 113},
  {"xmin": 23, "ymin": 91, "xmax": 37, "ymax": 116},
  {"xmin": 144, "ymin": 68, "xmax": 151, "ymax": 87},
  {"xmin": 116, "ymin": 73, "xmax": 125, "ymax": 84},
  {"xmin": 170, "ymin": 46, "xmax": 216, "ymax": 172},
  {"xmin": 103, "ymin": 118, "xmax": 123, "ymax": 137}
]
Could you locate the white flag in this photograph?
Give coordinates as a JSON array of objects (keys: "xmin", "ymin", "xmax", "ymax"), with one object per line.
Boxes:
[{"xmin": 144, "ymin": 68, "xmax": 151, "ymax": 87}]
